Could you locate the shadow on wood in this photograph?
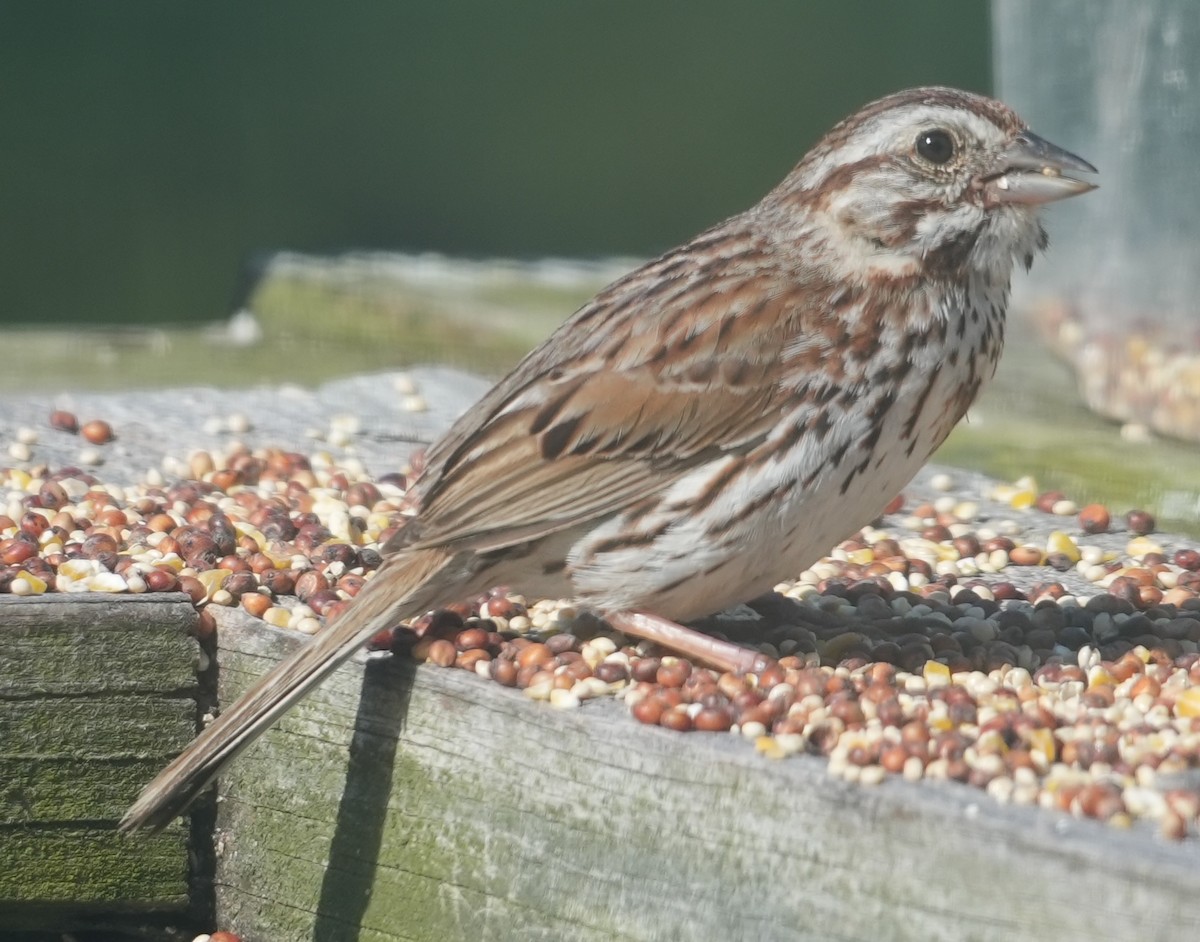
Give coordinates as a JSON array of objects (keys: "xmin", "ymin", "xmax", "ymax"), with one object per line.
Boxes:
[{"xmin": 312, "ymin": 655, "xmax": 412, "ymax": 942}]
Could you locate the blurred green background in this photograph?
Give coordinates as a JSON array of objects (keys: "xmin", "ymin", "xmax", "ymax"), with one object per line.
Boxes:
[
  {"xmin": 6, "ymin": 3, "xmax": 1197, "ymax": 530},
  {"xmin": 0, "ymin": 2, "xmax": 990, "ymax": 327}
]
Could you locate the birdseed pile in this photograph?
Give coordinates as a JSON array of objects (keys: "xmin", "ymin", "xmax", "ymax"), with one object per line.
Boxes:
[
  {"xmin": 1039, "ymin": 300, "xmax": 1200, "ymax": 444},
  {"xmin": 3, "ymin": 369, "xmax": 1200, "ymax": 850}
]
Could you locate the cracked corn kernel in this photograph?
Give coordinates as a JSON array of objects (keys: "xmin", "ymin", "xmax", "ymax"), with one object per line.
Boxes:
[
  {"xmin": 10, "ymin": 572, "xmax": 47, "ymax": 595},
  {"xmin": 196, "ymin": 569, "xmax": 232, "ymax": 598},
  {"xmin": 1046, "ymin": 531, "xmax": 1081, "ymax": 563},
  {"xmin": 1175, "ymin": 688, "xmax": 1200, "ymax": 719},
  {"xmin": 1009, "ymin": 488, "xmax": 1036, "ymax": 510},
  {"xmin": 1028, "ymin": 728, "xmax": 1056, "ymax": 765},
  {"xmin": 262, "ymin": 607, "xmax": 291, "ymax": 628},
  {"xmin": 923, "ymin": 660, "xmax": 951, "ymax": 688},
  {"xmin": 1126, "ymin": 536, "xmax": 1164, "ymax": 558}
]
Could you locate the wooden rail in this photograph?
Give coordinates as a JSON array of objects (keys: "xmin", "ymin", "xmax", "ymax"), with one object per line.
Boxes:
[
  {"xmin": 3, "ymin": 595, "xmax": 1198, "ymax": 939},
  {"xmin": 210, "ymin": 607, "xmax": 1200, "ymax": 942}
]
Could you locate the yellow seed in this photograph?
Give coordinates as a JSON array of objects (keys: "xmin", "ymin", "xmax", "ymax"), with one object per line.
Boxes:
[
  {"xmin": 1126, "ymin": 536, "xmax": 1164, "ymax": 559},
  {"xmin": 263, "ymin": 606, "xmax": 292, "ymax": 628},
  {"xmin": 366, "ymin": 512, "xmax": 393, "ymax": 535},
  {"xmin": 1046, "ymin": 531, "xmax": 1081, "ymax": 563},
  {"xmin": 11, "ymin": 572, "xmax": 47, "ymax": 595},
  {"xmin": 155, "ymin": 552, "xmax": 185, "ymax": 572},
  {"xmin": 234, "ymin": 522, "xmax": 266, "ymax": 550},
  {"xmin": 1010, "ymin": 489, "xmax": 1036, "ymax": 510},
  {"xmin": 196, "ymin": 569, "xmax": 231, "ymax": 598},
  {"xmin": 934, "ymin": 543, "xmax": 961, "ymax": 562},
  {"xmin": 924, "ymin": 660, "xmax": 952, "ymax": 688},
  {"xmin": 755, "ymin": 736, "xmax": 788, "ymax": 760},
  {"xmin": 5, "ymin": 468, "xmax": 32, "ymax": 490},
  {"xmin": 58, "ymin": 558, "xmax": 100, "ymax": 580},
  {"xmin": 845, "ymin": 548, "xmax": 875, "ymax": 566},
  {"xmin": 1175, "ymin": 688, "xmax": 1200, "ymax": 719}
]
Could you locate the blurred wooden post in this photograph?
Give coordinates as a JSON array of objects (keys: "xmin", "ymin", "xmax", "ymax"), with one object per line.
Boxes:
[{"xmin": 0, "ymin": 594, "xmax": 205, "ymax": 937}]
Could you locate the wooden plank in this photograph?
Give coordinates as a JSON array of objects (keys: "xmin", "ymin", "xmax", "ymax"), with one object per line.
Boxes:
[
  {"xmin": 0, "ymin": 594, "xmax": 204, "ymax": 931},
  {"xmin": 2, "ymin": 696, "xmax": 196, "ymax": 762},
  {"xmin": 212, "ymin": 609, "xmax": 1200, "ymax": 942},
  {"xmin": 0, "ymin": 594, "xmax": 201, "ymax": 697},
  {"xmin": 1, "ymin": 828, "xmax": 187, "ymax": 907}
]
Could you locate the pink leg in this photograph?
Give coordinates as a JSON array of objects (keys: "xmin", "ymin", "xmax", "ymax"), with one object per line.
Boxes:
[{"xmin": 607, "ymin": 611, "xmax": 770, "ymax": 675}]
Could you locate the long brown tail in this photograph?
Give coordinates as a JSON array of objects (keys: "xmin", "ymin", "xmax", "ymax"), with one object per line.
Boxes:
[{"xmin": 119, "ymin": 547, "xmax": 454, "ymax": 834}]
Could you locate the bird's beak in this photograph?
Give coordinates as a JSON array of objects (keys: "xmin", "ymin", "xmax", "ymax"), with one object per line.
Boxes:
[{"xmin": 981, "ymin": 130, "xmax": 1098, "ymax": 205}]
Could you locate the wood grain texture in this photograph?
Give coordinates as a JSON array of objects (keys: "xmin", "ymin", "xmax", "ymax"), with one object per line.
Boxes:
[
  {"xmin": 211, "ymin": 608, "xmax": 1200, "ymax": 942},
  {"xmin": 0, "ymin": 594, "xmax": 203, "ymax": 932}
]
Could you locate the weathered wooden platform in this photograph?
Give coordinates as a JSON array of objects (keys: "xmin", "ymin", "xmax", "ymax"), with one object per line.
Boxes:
[
  {"xmin": 4, "ymin": 595, "xmax": 1200, "ymax": 940},
  {"xmin": 209, "ymin": 607, "xmax": 1200, "ymax": 942}
]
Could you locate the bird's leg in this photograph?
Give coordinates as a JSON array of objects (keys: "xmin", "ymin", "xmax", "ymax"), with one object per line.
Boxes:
[{"xmin": 606, "ymin": 611, "xmax": 770, "ymax": 675}]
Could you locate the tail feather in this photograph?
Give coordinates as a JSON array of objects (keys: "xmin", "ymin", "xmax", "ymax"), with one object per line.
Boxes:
[{"xmin": 119, "ymin": 548, "xmax": 453, "ymax": 834}]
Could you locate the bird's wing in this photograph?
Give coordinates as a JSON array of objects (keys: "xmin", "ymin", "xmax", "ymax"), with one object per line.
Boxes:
[{"xmin": 393, "ymin": 227, "xmax": 825, "ymax": 555}]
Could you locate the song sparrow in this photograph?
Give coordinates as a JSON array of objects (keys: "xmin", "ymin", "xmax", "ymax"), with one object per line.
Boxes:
[{"xmin": 122, "ymin": 86, "xmax": 1095, "ymax": 832}]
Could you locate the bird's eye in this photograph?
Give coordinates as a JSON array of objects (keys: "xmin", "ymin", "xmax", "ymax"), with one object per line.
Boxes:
[{"xmin": 915, "ymin": 129, "xmax": 955, "ymax": 165}]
